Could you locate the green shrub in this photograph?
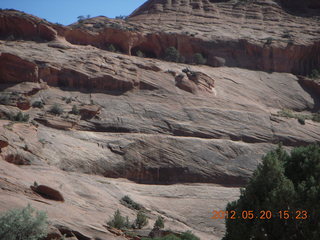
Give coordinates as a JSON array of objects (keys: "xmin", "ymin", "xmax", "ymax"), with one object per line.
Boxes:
[
  {"xmin": 32, "ymin": 101, "xmax": 44, "ymax": 109},
  {"xmin": 107, "ymin": 209, "xmax": 129, "ymax": 230},
  {"xmin": 278, "ymin": 108, "xmax": 295, "ymax": 118},
  {"xmin": 70, "ymin": 105, "xmax": 79, "ymax": 115},
  {"xmin": 124, "ymin": 231, "xmax": 137, "ymax": 238},
  {"xmin": 193, "ymin": 53, "xmax": 206, "ymax": 65},
  {"xmin": 179, "ymin": 55, "xmax": 186, "ymax": 63},
  {"xmin": 282, "ymin": 32, "xmax": 292, "ymax": 39},
  {"xmin": 312, "ymin": 112, "xmax": 320, "ymax": 122},
  {"xmin": 297, "ymin": 116, "xmax": 305, "ymax": 125},
  {"xmin": 154, "ymin": 216, "xmax": 164, "ymax": 229},
  {"xmin": 164, "ymin": 47, "xmax": 180, "ymax": 62},
  {"xmin": 277, "ymin": 109, "xmax": 320, "ymax": 123},
  {"xmin": 223, "ymin": 144, "xmax": 320, "ymax": 240},
  {"xmin": 134, "ymin": 211, "xmax": 148, "ymax": 229},
  {"xmin": 93, "ymin": 22, "xmax": 104, "ymax": 28},
  {"xmin": 182, "ymin": 67, "xmax": 191, "ymax": 74},
  {"xmin": 0, "ymin": 93, "xmax": 10, "ymax": 105},
  {"xmin": 309, "ymin": 69, "xmax": 320, "ymax": 79},
  {"xmin": 266, "ymin": 37, "xmax": 273, "ymax": 45},
  {"xmin": 120, "ymin": 195, "xmax": 143, "ymax": 210},
  {"xmin": 50, "ymin": 104, "xmax": 63, "ymax": 115},
  {"xmin": 115, "ymin": 15, "xmax": 128, "ymax": 20},
  {"xmin": 9, "ymin": 111, "xmax": 29, "ymax": 122},
  {"xmin": 136, "ymin": 50, "xmax": 145, "ymax": 58},
  {"xmin": 142, "ymin": 231, "xmax": 199, "ymax": 240},
  {"xmin": 0, "ymin": 204, "xmax": 48, "ymax": 240},
  {"xmin": 107, "ymin": 44, "xmax": 116, "ymax": 52},
  {"xmin": 65, "ymin": 97, "xmax": 72, "ymax": 104},
  {"xmin": 142, "ymin": 234, "xmax": 180, "ymax": 240},
  {"xmin": 77, "ymin": 15, "xmax": 88, "ymax": 22},
  {"xmin": 180, "ymin": 231, "xmax": 199, "ymax": 240}
]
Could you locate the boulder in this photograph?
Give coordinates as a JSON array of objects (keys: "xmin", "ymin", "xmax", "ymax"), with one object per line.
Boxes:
[
  {"xmin": 175, "ymin": 74, "xmax": 197, "ymax": 94},
  {"xmin": 30, "ymin": 185, "xmax": 64, "ymax": 202},
  {"xmin": 0, "ymin": 136, "xmax": 9, "ymax": 150},
  {"xmin": 16, "ymin": 100, "xmax": 31, "ymax": 110},
  {"xmin": 4, "ymin": 153, "xmax": 32, "ymax": 165},
  {"xmin": 79, "ymin": 105, "xmax": 101, "ymax": 120}
]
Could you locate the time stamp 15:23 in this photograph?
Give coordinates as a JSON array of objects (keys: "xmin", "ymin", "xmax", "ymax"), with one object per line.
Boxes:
[{"xmin": 211, "ymin": 210, "xmax": 308, "ymax": 220}]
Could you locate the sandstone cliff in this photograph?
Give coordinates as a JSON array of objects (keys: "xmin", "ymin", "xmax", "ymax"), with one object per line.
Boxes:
[{"xmin": 0, "ymin": 1, "xmax": 319, "ymax": 239}]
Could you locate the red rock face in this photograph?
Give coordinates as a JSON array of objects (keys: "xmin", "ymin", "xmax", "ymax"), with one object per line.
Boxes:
[
  {"xmin": 16, "ymin": 100, "xmax": 31, "ymax": 110},
  {"xmin": 298, "ymin": 76, "xmax": 320, "ymax": 96},
  {"xmin": 0, "ymin": 51, "xmax": 135, "ymax": 93},
  {"xmin": 5, "ymin": 154, "xmax": 31, "ymax": 165},
  {"xmin": 0, "ymin": 53, "xmax": 38, "ymax": 83},
  {"xmin": 79, "ymin": 105, "xmax": 100, "ymax": 120},
  {"xmin": 0, "ymin": 11, "xmax": 56, "ymax": 41},
  {"xmin": 0, "ymin": 4, "xmax": 319, "ymax": 239},
  {"xmin": 1, "ymin": 6, "xmax": 319, "ymax": 75},
  {"xmin": 0, "ymin": 139, "xmax": 8, "ymax": 150}
]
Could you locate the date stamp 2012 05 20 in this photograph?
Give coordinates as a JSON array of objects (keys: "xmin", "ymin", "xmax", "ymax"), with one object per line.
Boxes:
[{"xmin": 210, "ymin": 210, "xmax": 308, "ymax": 220}]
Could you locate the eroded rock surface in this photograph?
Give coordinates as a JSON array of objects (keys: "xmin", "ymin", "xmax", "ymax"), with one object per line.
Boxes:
[
  {"xmin": 1, "ymin": 1, "xmax": 320, "ymax": 74},
  {"xmin": 0, "ymin": 160, "xmax": 240, "ymax": 240},
  {"xmin": 0, "ymin": 1, "xmax": 319, "ymax": 239}
]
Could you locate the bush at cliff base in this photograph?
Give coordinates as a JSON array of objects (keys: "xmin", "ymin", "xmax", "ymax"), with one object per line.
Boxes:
[
  {"xmin": 0, "ymin": 204, "xmax": 48, "ymax": 240},
  {"xmin": 223, "ymin": 144, "xmax": 320, "ymax": 240}
]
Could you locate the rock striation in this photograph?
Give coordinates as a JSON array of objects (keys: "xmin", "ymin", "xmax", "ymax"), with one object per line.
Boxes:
[
  {"xmin": 0, "ymin": 1, "xmax": 319, "ymax": 239},
  {"xmin": 1, "ymin": 1, "xmax": 320, "ymax": 75}
]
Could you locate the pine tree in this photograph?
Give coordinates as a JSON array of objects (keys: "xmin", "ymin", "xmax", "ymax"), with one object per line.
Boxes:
[{"xmin": 223, "ymin": 144, "xmax": 320, "ymax": 240}]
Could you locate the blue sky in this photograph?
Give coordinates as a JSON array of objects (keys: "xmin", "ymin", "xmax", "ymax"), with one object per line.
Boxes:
[{"xmin": 0, "ymin": 0, "xmax": 146, "ymax": 25}]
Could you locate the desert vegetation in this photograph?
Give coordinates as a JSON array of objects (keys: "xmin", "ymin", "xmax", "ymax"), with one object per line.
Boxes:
[
  {"xmin": 192, "ymin": 53, "xmax": 206, "ymax": 65},
  {"xmin": 0, "ymin": 205, "xmax": 48, "ymax": 240},
  {"xmin": 309, "ymin": 69, "xmax": 320, "ymax": 79},
  {"xmin": 107, "ymin": 209, "xmax": 131, "ymax": 230},
  {"xmin": 120, "ymin": 195, "xmax": 143, "ymax": 210},
  {"xmin": 142, "ymin": 231, "xmax": 199, "ymax": 240},
  {"xmin": 0, "ymin": 93, "xmax": 10, "ymax": 105},
  {"xmin": 107, "ymin": 204, "xmax": 199, "ymax": 239},
  {"xmin": 7, "ymin": 111, "xmax": 30, "ymax": 122},
  {"xmin": 115, "ymin": 15, "xmax": 128, "ymax": 20},
  {"xmin": 223, "ymin": 144, "xmax": 320, "ymax": 240},
  {"xmin": 154, "ymin": 216, "xmax": 165, "ymax": 229},
  {"xmin": 164, "ymin": 47, "xmax": 181, "ymax": 63},
  {"xmin": 107, "ymin": 208, "xmax": 148, "ymax": 230},
  {"xmin": 32, "ymin": 100, "xmax": 44, "ymax": 108},
  {"xmin": 49, "ymin": 104, "xmax": 63, "ymax": 115},
  {"xmin": 136, "ymin": 50, "xmax": 145, "ymax": 58},
  {"xmin": 77, "ymin": 15, "xmax": 91, "ymax": 23},
  {"xmin": 277, "ymin": 108, "xmax": 320, "ymax": 124},
  {"xmin": 107, "ymin": 44, "xmax": 116, "ymax": 52},
  {"xmin": 70, "ymin": 105, "xmax": 79, "ymax": 115}
]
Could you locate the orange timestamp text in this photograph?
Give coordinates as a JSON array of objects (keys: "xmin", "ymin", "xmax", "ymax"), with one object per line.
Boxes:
[{"xmin": 210, "ymin": 210, "xmax": 308, "ymax": 220}]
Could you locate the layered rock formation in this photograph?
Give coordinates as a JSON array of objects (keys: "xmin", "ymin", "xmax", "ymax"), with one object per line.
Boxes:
[
  {"xmin": 1, "ymin": 0, "xmax": 320, "ymax": 75},
  {"xmin": 0, "ymin": 1, "xmax": 319, "ymax": 239}
]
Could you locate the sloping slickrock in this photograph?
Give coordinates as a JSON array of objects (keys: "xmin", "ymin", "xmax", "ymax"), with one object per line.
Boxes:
[
  {"xmin": 0, "ymin": 40, "xmax": 319, "ymax": 185},
  {"xmin": 0, "ymin": 2, "xmax": 319, "ymax": 239},
  {"xmin": 0, "ymin": 160, "xmax": 239, "ymax": 240}
]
